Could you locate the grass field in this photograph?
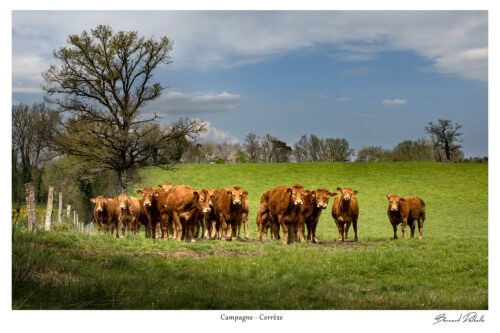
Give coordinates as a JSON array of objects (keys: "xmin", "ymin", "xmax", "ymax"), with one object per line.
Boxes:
[{"xmin": 12, "ymin": 162, "xmax": 488, "ymax": 310}]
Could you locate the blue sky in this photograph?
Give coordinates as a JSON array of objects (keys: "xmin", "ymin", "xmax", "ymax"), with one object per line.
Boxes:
[{"xmin": 11, "ymin": 10, "xmax": 488, "ymax": 157}]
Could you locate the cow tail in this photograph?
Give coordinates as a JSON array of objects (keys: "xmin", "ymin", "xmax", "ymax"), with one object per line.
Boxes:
[{"xmin": 419, "ymin": 198, "xmax": 426, "ymax": 220}]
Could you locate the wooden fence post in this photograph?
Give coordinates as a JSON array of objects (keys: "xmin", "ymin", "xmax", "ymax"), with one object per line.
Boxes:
[
  {"xmin": 58, "ymin": 192, "xmax": 63, "ymax": 224},
  {"xmin": 67, "ymin": 205, "xmax": 71, "ymax": 222},
  {"xmin": 44, "ymin": 186, "xmax": 54, "ymax": 231},
  {"xmin": 24, "ymin": 182, "xmax": 36, "ymax": 233}
]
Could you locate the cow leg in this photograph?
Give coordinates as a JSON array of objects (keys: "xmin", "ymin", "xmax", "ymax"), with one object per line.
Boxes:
[
  {"xmin": 256, "ymin": 211, "xmax": 266, "ymax": 241},
  {"xmin": 172, "ymin": 212, "xmax": 183, "ymax": 241},
  {"xmin": 298, "ymin": 220, "xmax": 306, "ymax": 243},
  {"xmin": 417, "ymin": 218, "xmax": 424, "ymax": 239},
  {"xmin": 392, "ymin": 223, "xmax": 398, "ymax": 239},
  {"xmin": 401, "ymin": 217, "xmax": 408, "ymax": 239},
  {"xmin": 344, "ymin": 222, "xmax": 351, "ymax": 242},
  {"xmin": 353, "ymin": 218, "xmax": 358, "ymax": 242},
  {"xmin": 306, "ymin": 223, "xmax": 312, "ymax": 242},
  {"xmin": 337, "ymin": 222, "xmax": 344, "ymax": 242},
  {"xmin": 312, "ymin": 222, "xmax": 319, "ymax": 243},
  {"xmin": 210, "ymin": 219, "xmax": 217, "ymax": 239},
  {"xmin": 409, "ymin": 220, "xmax": 416, "ymax": 238},
  {"xmin": 243, "ymin": 214, "xmax": 250, "ymax": 241},
  {"xmin": 279, "ymin": 215, "xmax": 288, "ymax": 244}
]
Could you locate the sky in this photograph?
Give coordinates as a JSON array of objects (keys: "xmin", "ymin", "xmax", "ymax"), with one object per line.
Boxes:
[{"xmin": 10, "ymin": 10, "xmax": 488, "ymax": 158}]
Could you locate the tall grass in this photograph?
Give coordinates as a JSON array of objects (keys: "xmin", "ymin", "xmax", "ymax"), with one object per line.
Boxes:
[{"xmin": 12, "ymin": 162, "xmax": 487, "ymax": 309}]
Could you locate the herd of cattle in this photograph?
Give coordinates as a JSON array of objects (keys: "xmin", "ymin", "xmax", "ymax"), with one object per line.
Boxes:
[{"xmin": 90, "ymin": 182, "xmax": 426, "ymax": 244}]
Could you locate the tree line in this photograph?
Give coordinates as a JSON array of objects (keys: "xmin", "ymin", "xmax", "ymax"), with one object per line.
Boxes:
[{"xmin": 11, "ymin": 25, "xmax": 486, "ymax": 214}]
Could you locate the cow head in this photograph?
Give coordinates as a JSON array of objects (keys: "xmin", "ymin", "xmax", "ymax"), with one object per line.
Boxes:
[
  {"xmin": 337, "ymin": 187, "xmax": 358, "ymax": 203},
  {"xmin": 229, "ymin": 186, "xmax": 244, "ymax": 206},
  {"xmin": 90, "ymin": 196, "xmax": 107, "ymax": 212},
  {"xmin": 386, "ymin": 193, "xmax": 403, "ymax": 212},
  {"xmin": 137, "ymin": 187, "xmax": 155, "ymax": 207},
  {"xmin": 158, "ymin": 182, "xmax": 173, "ymax": 192},
  {"xmin": 290, "ymin": 184, "xmax": 305, "ymax": 206},
  {"xmin": 312, "ymin": 188, "xmax": 335, "ymax": 209},
  {"xmin": 199, "ymin": 189, "xmax": 215, "ymax": 213},
  {"xmin": 116, "ymin": 193, "xmax": 129, "ymax": 212}
]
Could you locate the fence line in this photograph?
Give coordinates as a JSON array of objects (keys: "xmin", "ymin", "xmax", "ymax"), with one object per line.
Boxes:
[{"xmin": 21, "ymin": 182, "xmax": 95, "ymax": 234}]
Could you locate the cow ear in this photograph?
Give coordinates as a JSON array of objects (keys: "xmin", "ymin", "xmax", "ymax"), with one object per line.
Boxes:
[
  {"xmin": 399, "ymin": 197, "xmax": 405, "ymax": 202},
  {"xmin": 337, "ymin": 187, "xmax": 342, "ymax": 193},
  {"xmin": 243, "ymin": 191, "xmax": 248, "ymax": 196},
  {"xmin": 193, "ymin": 191, "xmax": 199, "ymax": 200},
  {"xmin": 311, "ymin": 191, "xmax": 316, "ymax": 197},
  {"xmin": 386, "ymin": 193, "xmax": 391, "ymax": 200},
  {"xmin": 352, "ymin": 190, "xmax": 358, "ymax": 196},
  {"xmin": 136, "ymin": 189, "xmax": 143, "ymax": 195},
  {"xmin": 90, "ymin": 198, "xmax": 96, "ymax": 203},
  {"xmin": 331, "ymin": 192, "xmax": 337, "ymax": 197}
]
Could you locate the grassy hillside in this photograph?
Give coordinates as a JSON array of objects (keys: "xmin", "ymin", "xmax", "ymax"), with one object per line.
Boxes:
[{"xmin": 12, "ymin": 162, "xmax": 488, "ymax": 310}]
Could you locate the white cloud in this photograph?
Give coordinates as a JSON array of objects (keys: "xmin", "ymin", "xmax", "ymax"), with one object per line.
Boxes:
[
  {"xmin": 195, "ymin": 119, "xmax": 240, "ymax": 144},
  {"xmin": 157, "ymin": 91, "xmax": 241, "ymax": 115},
  {"xmin": 11, "ymin": 10, "xmax": 488, "ymax": 96},
  {"xmin": 382, "ymin": 99, "xmax": 407, "ymax": 106}
]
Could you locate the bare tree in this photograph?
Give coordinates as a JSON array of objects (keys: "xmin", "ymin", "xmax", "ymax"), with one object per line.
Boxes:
[
  {"xmin": 244, "ymin": 133, "xmax": 260, "ymax": 163},
  {"xmin": 42, "ymin": 25, "xmax": 204, "ymax": 191},
  {"xmin": 425, "ymin": 119, "xmax": 463, "ymax": 161},
  {"xmin": 12, "ymin": 103, "xmax": 60, "ymax": 201}
]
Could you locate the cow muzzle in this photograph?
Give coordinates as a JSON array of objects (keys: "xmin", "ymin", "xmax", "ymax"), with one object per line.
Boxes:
[
  {"xmin": 97, "ymin": 207, "xmax": 103, "ymax": 212},
  {"xmin": 233, "ymin": 200, "xmax": 241, "ymax": 205},
  {"xmin": 317, "ymin": 203, "xmax": 328, "ymax": 209},
  {"xmin": 294, "ymin": 200, "xmax": 303, "ymax": 205},
  {"xmin": 203, "ymin": 208, "xmax": 211, "ymax": 213}
]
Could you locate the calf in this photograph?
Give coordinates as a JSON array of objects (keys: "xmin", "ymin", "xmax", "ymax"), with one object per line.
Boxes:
[
  {"xmin": 331, "ymin": 187, "xmax": 359, "ymax": 242},
  {"xmin": 115, "ymin": 193, "xmax": 141, "ymax": 238},
  {"xmin": 212, "ymin": 187, "xmax": 245, "ymax": 241},
  {"xmin": 386, "ymin": 193, "xmax": 426, "ymax": 239},
  {"xmin": 90, "ymin": 196, "xmax": 118, "ymax": 235},
  {"xmin": 197, "ymin": 188, "xmax": 215, "ymax": 239},
  {"xmin": 256, "ymin": 184, "xmax": 305, "ymax": 244},
  {"xmin": 136, "ymin": 187, "xmax": 160, "ymax": 238},
  {"xmin": 299, "ymin": 188, "xmax": 335, "ymax": 243},
  {"xmin": 233, "ymin": 190, "xmax": 250, "ymax": 241}
]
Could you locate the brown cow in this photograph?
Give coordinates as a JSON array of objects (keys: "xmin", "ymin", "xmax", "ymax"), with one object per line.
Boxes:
[
  {"xmin": 152, "ymin": 187, "xmax": 172, "ymax": 239},
  {"xmin": 386, "ymin": 193, "xmax": 426, "ymax": 239},
  {"xmin": 233, "ymin": 190, "xmax": 250, "ymax": 241},
  {"xmin": 115, "ymin": 193, "xmax": 141, "ymax": 238},
  {"xmin": 158, "ymin": 182, "xmax": 174, "ymax": 192},
  {"xmin": 136, "ymin": 186, "xmax": 169, "ymax": 238},
  {"xmin": 197, "ymin": 188, "xmax": 216, "ymax": 239},
  {"xmin": 164, "ymin": 185, "xmax": 201, "ymax": 242},
  {"xmin": 256, "ymin": 184, "xmax": 305, "ymax": 244},
  {"xmin": 298, "ymin": 188, "xmax": 335, "ymax": 243},
  {"xmin": 90, "ymin": 196, "xmax": 118, "ymax": 235},
  {"xmin": 212, "ymin": 187, "xmax": 245, "ymax": 241},
  {"xmin": 331, "ymin": 187, "xmax": 359, "ymax": 242}
]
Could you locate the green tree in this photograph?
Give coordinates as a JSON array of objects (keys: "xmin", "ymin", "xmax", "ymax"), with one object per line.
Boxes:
[{"xmin": 42, "ymin": 25, "xmax": 204, "ymax": 192}]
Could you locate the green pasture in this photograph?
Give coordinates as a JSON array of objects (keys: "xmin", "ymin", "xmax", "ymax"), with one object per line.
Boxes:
[{"xmin": 12, "ymin": 162, "xmax": 488, "ymax": 309}]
